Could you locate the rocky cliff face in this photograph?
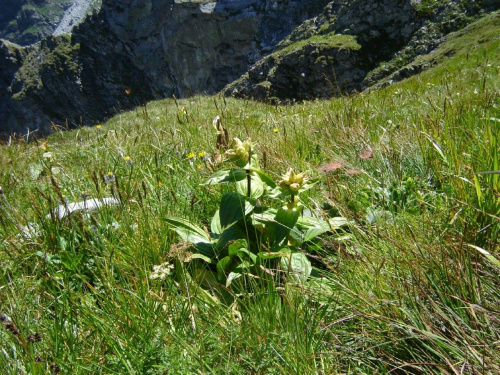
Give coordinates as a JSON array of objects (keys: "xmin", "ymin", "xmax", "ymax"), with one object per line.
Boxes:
[
  {"xmin": 0, "ymin": 0, "xmax": 498, "ymax": 138},
  {"xmin": 222, "ymin": 0, "xmax": 495, "ymax": 100},
  {"xmin": 1, "ymin": 0, "xmax": 332, "ymax": 136}
]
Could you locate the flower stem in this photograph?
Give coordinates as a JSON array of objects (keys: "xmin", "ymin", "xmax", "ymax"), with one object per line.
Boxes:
[{"xmin": 246, "ymin": 147, "xmax": 252, "ymax": 197}]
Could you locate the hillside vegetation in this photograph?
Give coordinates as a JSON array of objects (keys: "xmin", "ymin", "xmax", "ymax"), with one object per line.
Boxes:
[{"xmin": 0, "ymin": 11, "xmax": 499, "ymax": 374}]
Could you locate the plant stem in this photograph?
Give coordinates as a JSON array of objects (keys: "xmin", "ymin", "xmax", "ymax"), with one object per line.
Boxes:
[{"xmin": 247, "ymin": 146, "xmax": 252, "ymax": 197}]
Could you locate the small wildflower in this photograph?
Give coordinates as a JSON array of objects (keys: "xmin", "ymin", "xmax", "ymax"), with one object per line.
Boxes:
[
  {"xmin": 124, "ymin": 156, "xmax": 132, "ymax": 164},
  {"xmin": 96, "ymin": 124, "xmax": 102, "ymax": 129},
  {"xmin": 273, "ymin": 127, "xmax": 279, "ymax": 133},
  {"xmin": 187, "ymin": 152, "xmax": 195, "ymax": 160},
  {"xmin": 150, "ymin": 262, "xmax": 175, "ymax": 280},
  {"xmin": 179, "ymin": 106, "xmax": 187, "ymax": 115},
  {"xmin": 260, "ymin": 119, "xmax": 266, "ymax": 124},
  {"xmin": 42, "ymin": 152, "xmax": 54, "ymax": 160},
  {"xmin": 197, "ymin": 151, "xmax": 206, "ymax": 158},
  {"xmin": 196, "ymin": 164, "xmax": 202, "ymax": 171}
]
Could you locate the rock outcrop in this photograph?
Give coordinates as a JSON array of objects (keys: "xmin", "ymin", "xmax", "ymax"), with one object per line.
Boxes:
[
  {"xmin": 0, "ymin": 1, "xmax": 73, "ymax": 46},
  {"xmin": 222, "ymin": 0, "xmax": 496, "ymax": 100}
]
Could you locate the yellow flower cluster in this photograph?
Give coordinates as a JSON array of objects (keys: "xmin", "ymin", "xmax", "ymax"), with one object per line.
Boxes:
[
  {"xmin": 224, "ymin": 137, "xmax": 253, "ymax": 163},
  {"xmin": 279, "ymin": 168, "xmax": 308, "ymax": 193}
]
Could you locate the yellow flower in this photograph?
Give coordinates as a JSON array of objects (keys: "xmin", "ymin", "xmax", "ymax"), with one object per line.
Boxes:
[
  {"xmin": 273, "ymin": 127, "xmax": 278, "ymax": 133},
  {"xmin": 279, "ymin": 168, "xmax": 308, "ymax": 193},
  {"xmin": 96, "ymin": 124, "xmax": 102, "ymax": 129},
  {"xmin": 225, "ymin": 137, "xmax": 253, "ymax": 163},
  {"xmin": 124, "ymin": 156, "xmax": 131, "ymax": 163},
  {"xmin": 187, "ymin": 152, "xmax": 195, "ymax": 159},
  {"xmin": 198, "ymin": 151, "xmax": 206, "ymax": 158},
  {"xmin": 197, "ymin": 165, "xmax": 202, "ymax": 170},
  {"xmin": 179, "ymin": 107, "xmax": 187, "ymax": 115}
]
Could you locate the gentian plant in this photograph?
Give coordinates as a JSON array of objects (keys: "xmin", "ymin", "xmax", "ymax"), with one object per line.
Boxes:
[{"xmin": 166, "ymin": 137, "xmax": 348, "ymax": 289}]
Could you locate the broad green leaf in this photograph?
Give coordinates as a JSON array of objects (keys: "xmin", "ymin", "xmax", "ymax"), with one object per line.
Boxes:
[
  {"xmin": 281, "ymin": 252, "xmax": 312, "ymax": 284},
  {"xmin": 228, "ymin": 239, "xmax": 248, "ymax": 257},
  {"xmin": 165, "ymin": 217, "xmax": 210, "ymax": 244},
  {"xmin": 219, "ymin": 192, "xmax": 254, "ymax": 228},
  {"xmin": 251, "ymin": 208, "xmax": 277, "ymax": 224},
  {"xmin": 216, "ymin": 256, "xmax": 234, "ymax": 279},
  {"xmin": 238, "ymin": 249, "xmax": 257, "ymax": 264},
  {"xmin": 194, "ymin": 242, "xmax": 217, "ymax": 258},
  {"xmin": 296, "ymin": 215, "xmax": 330, "ymax": 241},
  {"xmin": 216, "ymin": 222, "xmax": 248, "ymax": 252},
  {"xmin": 269, "ymin": 208, "xmax": 301, "ymax": 246},
  {"xmin": 231, "ymin": 246, "xmax": 257, "ymax": 264},
  {"xmin": 191, "ymin": 253, "xmax": 213, "ymax": 263},
  {"xmin": 165, "ymin": 217, "xmax": 215, "ymax": 258},
  {"xmin": 236, "ymin": 172, "xmax": 264, "ymax": 199},
  {"xmin": 251, "ymin": 169, "xmax": 277, "ymax": 188},
  {"xmin": 203, "ymin": 169, "xmax": 246, "ymax": 185},
  {"xmin": 211, "ymin": 209, "xmax": 222, "ymax": 235}
]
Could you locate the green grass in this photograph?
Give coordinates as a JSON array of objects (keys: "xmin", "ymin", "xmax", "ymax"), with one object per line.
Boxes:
[
  {"xmin": 1, "ymin": 11, "xmax": 499, "ymax": 375},
  {"xmin": 276, "ymin": 33, "xmax": 361, "ymax": 56}
]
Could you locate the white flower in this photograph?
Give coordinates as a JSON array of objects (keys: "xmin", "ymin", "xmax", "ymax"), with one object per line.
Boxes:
[
  {"xmin": 150, "ymin": 262, "xmax": 175, "ymax": 280},
  {"xmin": 43, "ymin": 152, "xmax": 54, "ymax": 160}
]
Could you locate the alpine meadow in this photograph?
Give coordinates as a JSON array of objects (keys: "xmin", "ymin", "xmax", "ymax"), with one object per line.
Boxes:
[{"xmin": 1, "ymin": 7, "xmax": 500, "ymax": 375}]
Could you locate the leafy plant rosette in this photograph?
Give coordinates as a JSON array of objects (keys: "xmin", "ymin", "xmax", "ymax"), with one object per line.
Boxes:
[{"xmin": 165, "ymin": 137, "xmax": 348, "ymax": 292}]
